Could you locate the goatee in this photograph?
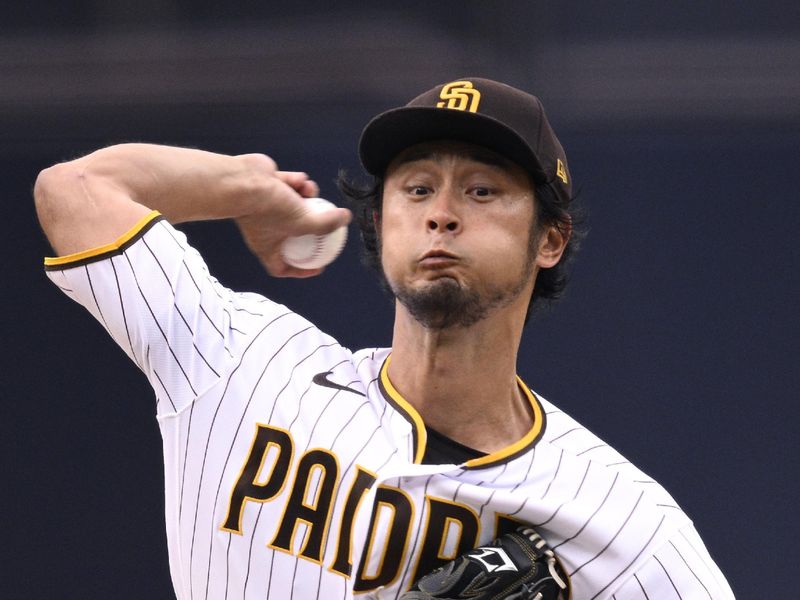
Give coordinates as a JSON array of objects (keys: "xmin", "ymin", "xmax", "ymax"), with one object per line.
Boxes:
[
  {"xmin": 391, "ymin": 273, "xmax": 531, "ymax": 330},
  {"xmin": 392, "ymin": 278, "xmax": 487, "ymax": 329}
]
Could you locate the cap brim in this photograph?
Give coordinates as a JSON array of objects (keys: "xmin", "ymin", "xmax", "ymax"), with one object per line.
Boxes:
[{"xmin": 359, "ymin": 106, "xmax": 546, "ymax": 179}]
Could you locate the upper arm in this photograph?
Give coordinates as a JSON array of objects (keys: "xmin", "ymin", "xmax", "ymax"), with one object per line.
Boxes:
[
  {"xmin": 44, "ymin": 216, "xmax": 281, "ymax": 416},
  {"xmin": 34, "ymin": 157, "xmax": 151, "ymax": 257}
]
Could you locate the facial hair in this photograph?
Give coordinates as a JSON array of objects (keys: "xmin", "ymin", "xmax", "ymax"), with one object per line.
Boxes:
[
  {"xmin": 383, "ymin": 207, "xmax": 541, "ymax": 329},
  {"xmin": 390, "ymin": 256, "xmax": 536, "ymax": 330}
]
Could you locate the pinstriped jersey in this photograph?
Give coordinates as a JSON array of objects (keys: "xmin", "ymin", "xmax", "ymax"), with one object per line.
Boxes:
[{"xmin": 45, "ymin": 212, "xmax": 734, "ymax": 599}]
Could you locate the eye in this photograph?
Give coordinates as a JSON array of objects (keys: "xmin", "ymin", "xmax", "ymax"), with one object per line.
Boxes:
[
  {"xmin": 407, "ymin": 186, "xmax": 431, "ymax": 197},
  {"xmin": 469, "ymin": 186, "xmax": 494, "ymax": 200}
]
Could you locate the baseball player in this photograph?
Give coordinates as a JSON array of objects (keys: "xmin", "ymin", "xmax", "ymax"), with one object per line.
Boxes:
[{"xmin": 36, "ymin": 78, "xmax": 734, "ymax": 599}]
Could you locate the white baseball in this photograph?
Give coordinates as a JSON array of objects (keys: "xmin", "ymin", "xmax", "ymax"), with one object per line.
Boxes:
[{"xmin": 280, "ymin": 197, "xmax": 348, "ymax": 269}]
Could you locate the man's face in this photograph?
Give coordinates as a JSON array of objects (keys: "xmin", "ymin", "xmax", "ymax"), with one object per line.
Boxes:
[{"xmin": 379, "ymin": 141, "xmax": 543, "ymax": 329}]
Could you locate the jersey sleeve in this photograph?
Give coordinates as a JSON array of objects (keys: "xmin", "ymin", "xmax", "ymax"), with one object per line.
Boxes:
[
  {"xmin": 611, "ymin": 524, "xmax": 734, "ymax": 599},
  {"xmin": 44, "ymin": 212, "xmax": 282, "ymax": 416}
]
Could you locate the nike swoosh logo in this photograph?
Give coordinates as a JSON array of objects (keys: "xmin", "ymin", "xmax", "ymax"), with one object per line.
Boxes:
[{"xmin": 312, "ymin": 371, "xmax": 366, "ymax": 397}]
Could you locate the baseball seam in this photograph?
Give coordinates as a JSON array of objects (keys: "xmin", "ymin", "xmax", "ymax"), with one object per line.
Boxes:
[{"xmin": 291, "ymin": 234, "xmax": 325, "ymax": 267}]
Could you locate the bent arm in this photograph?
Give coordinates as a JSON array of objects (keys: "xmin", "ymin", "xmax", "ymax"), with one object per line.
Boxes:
[{"xmin": 34, "ymin": 144, "xmax": 350, "ymax": 276}]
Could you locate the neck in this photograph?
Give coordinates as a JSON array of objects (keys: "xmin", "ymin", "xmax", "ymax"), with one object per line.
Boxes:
[{"xmin": 388, "ymin": 300, "xmax": 533, "ymax": 453}]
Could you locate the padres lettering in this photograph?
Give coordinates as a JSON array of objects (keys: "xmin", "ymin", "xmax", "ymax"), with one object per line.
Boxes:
[
  {"xmin": 222, "ymin": 424, "xmax": 516, "ymax": 591},
  {"xmin": 437, "ymin": 81, "xmax": 481, "ymax": 112}
]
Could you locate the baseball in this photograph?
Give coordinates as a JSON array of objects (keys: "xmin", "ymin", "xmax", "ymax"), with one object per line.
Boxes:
[{"xmin": 280, "ymin": 197, "xmax": 348, "ymax": 269}]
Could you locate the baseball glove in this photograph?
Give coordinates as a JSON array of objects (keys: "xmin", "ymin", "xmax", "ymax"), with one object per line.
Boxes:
[{"xmin": 400, "ymin": 527, "xmax": 569, "ymax": 600}]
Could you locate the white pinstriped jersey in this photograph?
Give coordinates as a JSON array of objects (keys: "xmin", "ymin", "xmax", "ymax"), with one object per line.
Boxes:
[{"xmin": 45, "ymin": 212, "xmax": 734, "ymax": 599}]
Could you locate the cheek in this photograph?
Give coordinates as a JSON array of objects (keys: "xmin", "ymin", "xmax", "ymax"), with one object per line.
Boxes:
[
  {"xmin": 379, "ymin": 232, "xmax": 410, "ymax": 276},
  {"xmin": 376, "ymin": 207, "xmax": 406, "ymax": 277},
  {"xmin": 480, "ymin": 212, "xmax": 536, "ymax": 272},
  {"xmin": 479, "ymin": 229, "xmax": 527, "ymax": 272},
  {"xmin": 379, "ymin": 197, "xmax": 415, "ymax": 241},
  {"xmin": 379, "ymin": 200, "xmax": 430, "ymax": 285},
  {"xmin": 484, "ymin": 204, "xmax": 533, "ymax": 248}
]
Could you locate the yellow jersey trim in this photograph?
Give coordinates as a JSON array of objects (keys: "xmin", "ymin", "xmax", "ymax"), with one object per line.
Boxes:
[
  {"xmin": 379, "ymin": 355, "xmax": 546, "ymax": 469},
  {"xmin": 44, "ymin": 211, "xmax": 163, "ymax": 269},
  {"xmin": 379, "ymin": 356, "xmax": 428, "ymax": 465},
  {"xmin": 463, "ymin": 378, "xmax": 545, "ymax": 468}
]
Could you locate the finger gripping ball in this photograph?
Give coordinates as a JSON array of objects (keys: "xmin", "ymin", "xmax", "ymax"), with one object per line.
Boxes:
[{"xmin": 280, "ymin": 198, "xmax": 348, "ymax": 269}]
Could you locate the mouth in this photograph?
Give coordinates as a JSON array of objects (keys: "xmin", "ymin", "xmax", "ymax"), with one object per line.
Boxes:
[{"xmin": 418, "ymin": 249, "xmax": 460, "ymax": 269}]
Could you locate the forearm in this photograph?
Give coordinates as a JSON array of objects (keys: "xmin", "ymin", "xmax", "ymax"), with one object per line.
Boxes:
[
  {"xmin": 35, "ymin": 142, "xmax": 351, "ymax": 278},
  {"xmin": 35, "ymin": 144, "xmax": 277, "ymax": 256}
]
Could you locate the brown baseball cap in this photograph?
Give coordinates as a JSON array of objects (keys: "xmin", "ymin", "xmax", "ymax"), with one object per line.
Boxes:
[{"xmin": 359, "ymin": 77, "xmax": 572, "ymax": 204}]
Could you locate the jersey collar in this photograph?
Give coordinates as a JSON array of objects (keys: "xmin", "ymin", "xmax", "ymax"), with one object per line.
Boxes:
[{"xmin": 378, "ymin": 355, "xmax": 546, "ymax": 469}]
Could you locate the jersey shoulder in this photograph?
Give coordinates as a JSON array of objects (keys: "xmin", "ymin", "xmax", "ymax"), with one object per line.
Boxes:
[
  {"xmin": 352, "ymin": 347, "xmax": 391, "ymax": 378},
  {"xmin": 536, "ymin": 392, "xmax": 690, "ymax": 520}
]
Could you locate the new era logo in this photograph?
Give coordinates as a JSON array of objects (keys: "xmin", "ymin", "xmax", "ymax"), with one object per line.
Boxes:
[{"xmin": 556, "ymin": 158, "xmax": 568, "ymax": 184}]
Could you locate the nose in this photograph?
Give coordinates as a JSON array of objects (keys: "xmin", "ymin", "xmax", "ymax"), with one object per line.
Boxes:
[{"xmin": 426, "ymin": 191, "xmax": 461, "ymax": 234}]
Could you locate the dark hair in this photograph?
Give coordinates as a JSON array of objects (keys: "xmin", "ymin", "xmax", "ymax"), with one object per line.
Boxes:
[{"xmin": 336, "ymin": 171, "xmax": 584, "ymax": 322}]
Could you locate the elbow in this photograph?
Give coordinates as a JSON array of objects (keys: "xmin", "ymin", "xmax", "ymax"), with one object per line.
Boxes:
[
  {"xmin": 33, "ymin": 160, "xmax": 86, "ymax": 248},
  {"xmin": 34, "ymin": 164, "xmax": 63, "ymax": 232},
  {"xmin": 34, "ymin": 162, "xmax": 63, "ymax": 200}
]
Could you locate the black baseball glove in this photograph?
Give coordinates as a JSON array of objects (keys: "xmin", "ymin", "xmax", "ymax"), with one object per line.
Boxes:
[{"xmin": 400, "ymin": 527, "xmax": 569, "ymax": 600}]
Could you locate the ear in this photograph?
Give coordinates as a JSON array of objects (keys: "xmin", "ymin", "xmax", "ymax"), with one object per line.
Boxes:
[{"xmin": 535, "ymin": 219, "xmax": 571, "ymax": 269}]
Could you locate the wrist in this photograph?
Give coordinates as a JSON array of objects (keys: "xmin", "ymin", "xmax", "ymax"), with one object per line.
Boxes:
[{"xmin": 225, "ymin": 153, "xmax": 283, "ymax": 219}]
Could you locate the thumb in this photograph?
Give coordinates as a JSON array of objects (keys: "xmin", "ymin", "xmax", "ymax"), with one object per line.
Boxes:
[{"xmin": 291, "ymin": 200, "xmax": 352, "ymax": 236}]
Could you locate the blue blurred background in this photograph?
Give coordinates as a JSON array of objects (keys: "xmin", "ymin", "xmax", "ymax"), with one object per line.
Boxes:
[{"xmin": 3, "ymin": 2, "xmax": 798, "ymax": 598}]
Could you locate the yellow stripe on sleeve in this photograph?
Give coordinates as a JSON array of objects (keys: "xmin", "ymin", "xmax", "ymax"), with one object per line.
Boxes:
[{"xmin": 44, "ymin": 211, "xmax": 163, "ymax": 268}]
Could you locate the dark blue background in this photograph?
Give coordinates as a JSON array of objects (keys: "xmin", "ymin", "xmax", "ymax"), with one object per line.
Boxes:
[{"xmin": 3, "ymin": 3, "xmax": 798, "ymax": 598}]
